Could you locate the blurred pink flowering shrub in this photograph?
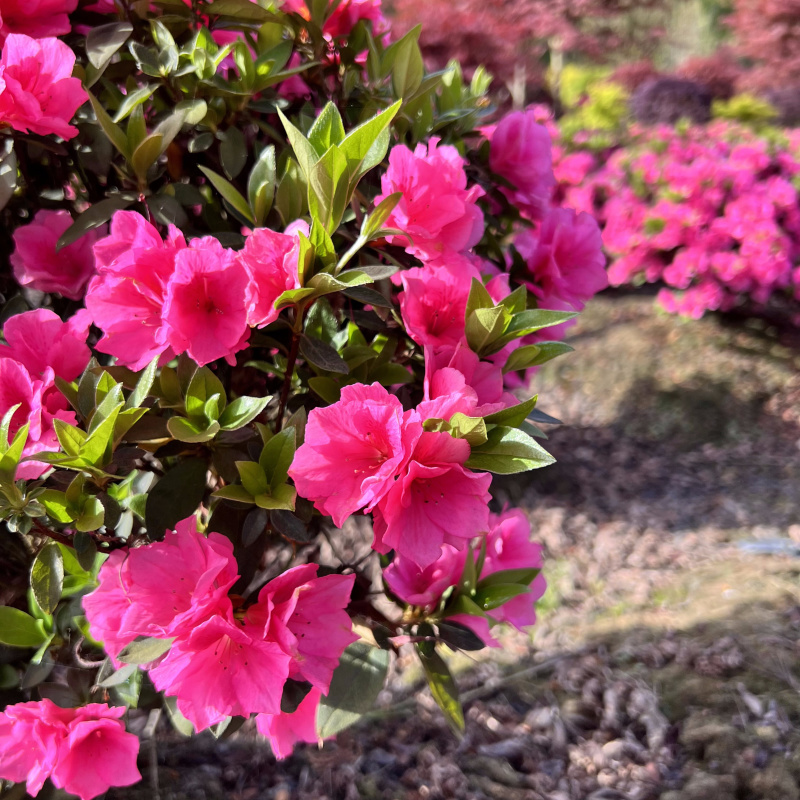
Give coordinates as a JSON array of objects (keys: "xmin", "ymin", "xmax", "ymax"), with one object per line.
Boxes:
[{"xmin": 0, "ymin": 1, "xmax": 608, "ymax": 792}]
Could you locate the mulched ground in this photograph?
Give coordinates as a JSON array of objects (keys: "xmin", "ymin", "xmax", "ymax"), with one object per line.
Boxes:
[{"xmin": 102, "ymin": 294, "xmax": 800, "ymax": 800}]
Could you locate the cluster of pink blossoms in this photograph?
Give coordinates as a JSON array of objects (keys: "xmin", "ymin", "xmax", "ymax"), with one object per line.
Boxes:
[
  {"xmin": 0, "ymin": 309, "xmax": 90, "ymax": 478},
  {"xmin": 82, "ymin": 516, "xmax": 356, "ymax": 751},
  {"xmin": 0, "ymin": 699, "xmax": 141, "ymax": 800},
  {"xmin": 384, "ymin": 509, "xmax": 546, "ymax": 645},
  {"xmin": 84, "ymin": 212, "xmax": 304, "ymax": 370},
  {"xmin": 541, "ymin": 108, "xmax": 800, "ymax": 318}
]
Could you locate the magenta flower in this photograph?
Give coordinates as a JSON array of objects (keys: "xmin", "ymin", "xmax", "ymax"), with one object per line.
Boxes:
[
  {"xmin": 516, "ymin": 207, "xmax": 607, "ymax": 311},
  {"xmin": 375, "ymin": 138, "xmax": 485, "ymax": 258},
  {"xmin": 481, "ymin": 509, "xmax": 546, "ymax": 631},
  {"xmin": 288, "ymin": 383, "xmax": 422, "ymax": 528},
  {"xmin": 398, "ymin": 256, "xmax": 480, "ymax": 349},
  {"xmin": 256, "ymin": 687, "xmax": 323, "ymax": 760},
  {"xmin": 383, "ymin": 544, "xmax": 466, "ymax": 609},
  {"xmin": 237, "ymin": 226, "xmax": 301, "ymax": 327},
  {"xmin": 0, "ymin": 34, "xmax": 87, "ymax": 140},
  {"xmin": 0, "ymin": 0, "xmax": 76, "ymax": 43},
  {"xmin": 489, "ymin": 109, "xmax": 555, "ymax": 219},
  {"xmin": 86, "ymin": 211, "xmax": 187, "ymax": 371},
  {"xmin": 161, "ymin": 237, "xmax": 251, "ymax": 367},
  {"xmin": 282, "ymin": 0, "xmax": 388, "ymax": 39},
  {"xmin": 248, "ymin": 563, "xmax": 357, "ymax": 692},
  {"xmin": 11, "ymin": 210, "xmax": 101, "ymax": 299},
  {"xmin": 149, "ymin": 614, "xmax": 292, "ymax": 731},
  {"xmin": 372, "ymin": 431, "xmax": 492, "ymax": 568},
  {"xmin": 82, "ymin": 517, "xmax": 239, "ymax": 662},
  {"xmin": 0, "ymin": 700, "xmax": 141, "ymax": 800}
]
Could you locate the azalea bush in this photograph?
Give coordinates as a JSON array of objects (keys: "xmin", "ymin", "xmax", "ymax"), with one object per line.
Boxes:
[
  {"xmin": 0, "ymin": 1, "xmax": 608, "ymax": 797},
  {"xmin": 535, "ymin": 106, "xmax": 800, "ymax": 319}
]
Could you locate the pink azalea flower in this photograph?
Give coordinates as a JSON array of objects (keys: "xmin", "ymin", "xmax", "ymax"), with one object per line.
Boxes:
[
  {"xmin": 372, "ymin": 431, "xmax": 492, "ymax": 568},
  {"xmin": 0, "ymin": 700, "xmax": 140, "ymax": 800},
  {"xmin": 375, "ymin": 138, "xmax": 485, "ymax": 258},
  {"xmin": 82, "ymin": 517, "xmax": 239, "ymax": 662},
  {"xmin": 247, "ymin": 564, "xmax": 357, "ymax": 692},
  {"xmin": 481, "ymin": 509, "xmax": 546, "ymax": 631},
  {"xmin": 0, "ymin": 34, "xmax": 87, "ymax": 139},
  {"xmin": 1, "ymin": 308, "xmax": 90, "ymax": 383},
  {"xmin": 398, "ymin": 256, "xmax": 480, "ymax": 349},
  {"xmin": 383, "ymin": 544, "xmax": 466, "ymax": 609},
  {"xmin": 489, "ymin": 109, "xmax": 555, "ymax": 218},
  {"xmin": 515, "ymin": 207, "xmax": 607, "ymax": 311},
  {"xmin": 238, "ymin": 226, "xmax": 301, "ymax": 327},
  {"xmin": 282, "ymin": 0, "xmax": 388, "ymax": 39},
  {"xmin": 288, "ymin": 382, "xmax": 422, "ymax": 528},
  {"xmin": 11, "ymin": 210, "xmax": 101, "ymax": 299},
  {"xmin": 0, "ymin": 0, "xmax": 76, "ymax": 43},
  {"xmin": 50, "ymin": 707, "xmax": 142, "ymax": 800},
  {"xmin": 86, "ymin": 211, "xmax": 187, "ymax": 371},
  {"xmin": 161, "ymin": 237, "xmax": 251, "ymax": 367},
  {"xmin": 256, "ymin": 687, "xmax": 323, "ymax": 760},
  {"xmin": 149, "ymin": 614, "xmax": 292, "ymax": 731}
]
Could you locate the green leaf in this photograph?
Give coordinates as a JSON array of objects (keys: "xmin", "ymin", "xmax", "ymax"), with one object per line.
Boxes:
[
  {"xmin": 167, "ymin": 416, "xmax": 220, "ymax": 443},
  {"xmin": 86, "ymin": 21, "xmax": 134, "ymax": 71},
  {"xmin": 0, "ymin": 422, "xmax": 28, "ymax": 484},
  {"xmin": 362, "ymin": 192, "xmax": 402, "ymax": 241},
  {"xmin": 218, "ymin": 396, "xmax": 271, "ymax": 431},
  {"xmin": 56, "ymin": 196, "xmax": 133, "ymax": 251},
  {"xmin": 473, "ymin": 583, "xmax": 529, "ymax": 611},
  {"xmin": 72, "ymin": 531, "xmax": 99, "ymax": 573},
  {"xmin": 317, "ymin": 642, "xmax": 389, "ymax": 739},
  {"xmin": 199, "ymin": 166, "xmax": 255, "ymax": 225},
  {"xmin": 388, "ymin": 27, "xmax": 424, "ymax": 99},
  {"xmin": 258, "ymin": 427, "xmax": 296, "ymax": 490},
  {"xmin": 465, "ymin": 426, "xmax": 555, "ymax": 474},
  {"xmin": 277, "ymin": 109, "xmax": 320, "ymax": 181},
  {"xmin": 502, "ymin": 342, "xmax": 574, "ymax": 374},
  {"xmin": 0, "ymin": 607, "xmax": 48, "ymax": 648},
  {"xmin": 117, "ymin": 636, "xmax": 174, "ymax": 665},
  {"xmin": 498, "ymin": 285, "xmax": 528, "ymax": 315},
  {"xmin": 236, "ymin": 460, "xmax": 269, "ymax": 497},
  {"xmin": 482, "ymin": 395, "xmax": 538, "ymax": 428},
  {"xmin": 308, "ymin": 102, "xmax": 347, "ymax": 154},
  {"xmin": 220, "ymin": 127, "xmax": 247, "ymax": 179},
  {"xmin": 275, "ymin": 157, "xmax": 308, "ymax": 226},
  {"xmin": 212, "ymin": 484, "xmax": 255, "ymax": 504},
  {"xmin": 30, "ymin": 544, "xmax": 64, "ymax": 616},
  {"xmin": 464, "ymin": 278, "xmax": 494, "ymax": 321},
  {"xmin": 248, "ymin": 145, "xmax": 276, "ymax": 226},
  {"xmin": 254, "ymin": 483, "xmax": 296, "ymax": 510},
  {"xmin": 128, "ymin": 357, "xmax": 159, "ymax": 409},
  {"xmin": 205, "ymin": 0, "xmax": 272, "ymax": 21},
  {"xmin": 98, "ymin": 662, "xmax": 139, "ymax": 688},
  {"xmin": 113, "ymin": 85, "xmax": 157, "ymax": 123},
  {"xmin": 448, "ymin": 413, "xmax": 488, "ymax": 447},
  {"xmin": 0, "ymin": 403, "xmax": 21, "ymax": 451},
  {"xmin": 39, "ymin": 490, "xmax": 74, "ymax": 524},
  {"xmin": 82, "ymin": 403, "xmax": 123, "ymax": 466},
  {"xmin": 477, "ymin": 568, "xmax": 540, "ymax": 590},
  {"xmin": 300, "ymin": 335, "xmax": 349, "ymax": 374},
  {"xmin": 186, "ymin": 367, "xmax": 227, "ymax": 420},
  {"xmin": 505, "ymin": 309, "xmax": 578, "ymax": 336},
  {"xmin": 339, "ymin": 100, "xmax": 402, "ymax": 188},
  {"xmin": 436, "ymin": 621, "xmax": 485, "ymax": 652},
  {"xmin": 308, "ymin": 143, "xmax": 349, "ymax": 232},
  {"xmin": 164, "ymin": 695, "xmax": 194, "ymax": 736},
  {"xmin": 465, "ymin": 307, "xmax": 509, "ymax": 356},
  {"xmin": 416, "ymin": 642, "xmax": 464, "ymax": 735},
  {"xmin": 87, "ymin": 91, "xmax": 130, "ymax": 160},
  {"xmin": 75, "ymin": 496, "xmax": 105, "ymax": 533},
  {"xmin": 145, "ymin": 459, "xmax": 207, "ymax": 539},
  {"xmin": 350, "ymin": 263, "xmax": 399, "ymax": 281},
  {"xmin": 131, "ymin": 132, "xmax": 164, "ymax": 180}
]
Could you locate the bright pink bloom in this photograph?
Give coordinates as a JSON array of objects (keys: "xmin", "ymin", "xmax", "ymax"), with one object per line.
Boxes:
[
  {"xmin": 0, "ymin": 700, "xmax": 140, "ymax": 800},
  {"xmin": 238, "ymin": 226, "xmax": 301, "ymax": 327},
  {"xmin": 288, "ymin": 382, "xmax": 422, "ymax": 528},
  {"xmin": 489, "ymin": 109, "xmax": 555, "ymax": 218},
  {"xmin": 161, "ymin": 237, "xmax": 251, "ymax": 367},
  {"xmin": 86, "ymin": 211, "xmax": 186, "ymax": 371},
  {"xmin": 398, "ymin": 256, "xmax": 480, "ymax": 348},
  {"xmin": 0, "ymin": 34, "xmax": 87, "ymax": 139},
  {"xmin": 82, "ymin": 517, "xmax": 239, "ymax": 662},
  {"xmin": 1, "ymin": 308, "xmax": 90, "ymax": 383},
  {"xmin": 282, "ymin": 0, "xmax": 388, "ymax": 39},
  {"xmin": 255, "ymin": 687, "xmax": 323, "ymax": 760},
  {"xmin": 11, "ymin": 210, "xmax": 100, "ymax": 299},
  {"xmin": 481, "ymin": 509, "xmax": 546, "ymax": 631},
  {"xmin": 372, "ymin": 431, "xmax": 492, "ymax": 568},
  {"xmin": 50, "ymin": 706, "xmax": 141, "ymax": 800},
  {"xmin": 0, "ymin": 0, "xmax": 76, "ymax": 42},
  {"xmin": 247, "ymin": 564, "xmax": 357, "ymax": 692},
  {"xmin": 375, "ymin": 139, "xmax": 485, "ymax": 258},
  {"xmin": 149, "ymin": 614, "xmax": 292, "ymax": 731},
  {"xmin": 383, "ymin": 544, "xmax": 466, "ymax": 609},
  {"xmin": 515, "ymin": 207, "xmax": 607, "ymax": 311}
]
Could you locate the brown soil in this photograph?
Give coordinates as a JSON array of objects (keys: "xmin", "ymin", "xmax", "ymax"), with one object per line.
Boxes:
[{"xmin": 102, "ymin": 296, "xmax": 800, "ymax": 800}]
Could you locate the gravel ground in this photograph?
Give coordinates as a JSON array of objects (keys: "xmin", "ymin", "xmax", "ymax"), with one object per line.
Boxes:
[{"xmin": 102, "ymin": 294, "xmax": 800, "ymax": 800}]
